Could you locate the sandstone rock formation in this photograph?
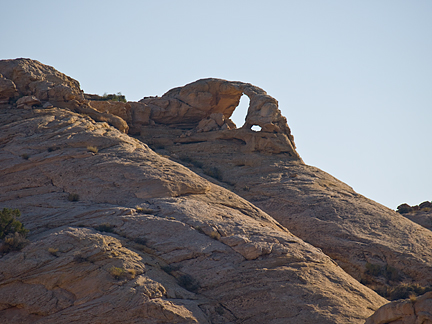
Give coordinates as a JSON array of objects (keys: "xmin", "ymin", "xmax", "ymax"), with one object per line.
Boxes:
[
  {"xmin": 0, "ymin": 59, "xmax": 389, "ymax": 323},
  {"xmin": 3, "ymin": 58, "xmax": 432, "ymax": 322},
  {"xmin": 138, "ymin": 78, "xmax": 300, "ymax": 157},
  {"xmin": 133, "ymin": 80, "xmax": 432, "ymax": 299},
  {"xmin": 0, "ymin": 107, "xmax": 386, "ymax": 323},
  {"xmin": 0, "ymin": 58, "xmax": 129, "ymax": 133},
  {"xmin": 365, "ymin": 291, "xmax": 432, "ymax": 324}
]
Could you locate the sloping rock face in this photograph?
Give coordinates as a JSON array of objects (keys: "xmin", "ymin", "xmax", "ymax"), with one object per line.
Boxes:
[
  {"xmin": 0, "ymin": 60, "xmax": 387, "ymax": 323},
  {"xmin": 365, "ymin": 291, "xmax": 432, "ymax": 324},
  {"xmin": 134, "ymin": 80, "xmax": 432, "ymax": 297}
]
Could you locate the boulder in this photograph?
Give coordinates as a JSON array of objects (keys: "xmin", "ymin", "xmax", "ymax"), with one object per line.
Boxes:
[
  {"xmin": 16, "ymin": 95, "xmax": 41, "ymax": 109},
  {"xmin": 0, "ymin": 73, "xmax": 18, "ymax": 103},
  {"xmin": 89, "ymin": 100, "xmax": 132, "ymax": 124},
  {"xmin": 366, "ymin": 291, "xmax": 432, "ymax": 324}
]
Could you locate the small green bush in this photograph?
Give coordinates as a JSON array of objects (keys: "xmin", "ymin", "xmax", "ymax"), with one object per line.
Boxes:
[
  {"xmin": 0, "ymin": 209, "xmax": 29, "ymax": 253},
  {"xmin": 102, "ymin": 92, "xmax": 127, "ymax": 103},
  {"xmin": 0, "ymin": 208, "xmax": 29, "ymax": 239},
  {"xmin": 397, "ymin": 203, "xmax": 413, "ymax": 214},
  {"xmin": 21, "ymin": 154, "xmax": 30, "ymax": 160}
]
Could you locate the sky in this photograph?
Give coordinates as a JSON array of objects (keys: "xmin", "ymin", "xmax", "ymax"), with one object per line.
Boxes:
[{"xmin": 1, "ymin": 0, "xmax": 431, "ymax": 209}]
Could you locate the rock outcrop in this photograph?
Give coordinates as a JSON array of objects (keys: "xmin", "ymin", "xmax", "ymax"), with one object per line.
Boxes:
[
  {"xmin": 397, "ymin": 201, "xmax": 432, "ymax": 231},
  {"xmin": 365, "ymin": 291, "xmax": 432, "ymax": 324},
  {"xmin": 0, "ymin": 59, "xmax": 129, "ymax": 133},
  {"xmin": 3, "ymin": 58, "xmax": 432, "ymax": 323},
  {"xmin": 0, "ymin": 109, "xmax": 385, "ymax": 323},
  {"xmin": 133, "ymin": 80, "xmax": 432, "ymax": 298},
  {"xmin": 138, "ymin": 78, "xmax": 300, "ymax": 157}
]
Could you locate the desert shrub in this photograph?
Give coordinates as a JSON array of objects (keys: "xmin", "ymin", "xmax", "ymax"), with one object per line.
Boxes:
[
  {"xmin": 48, "ymin": 247, "xmax": 59, "ymax": 256},
  {"xmin": 87, "ymin": 146, "xmax": 98, "ymax": 154},
  {"xmin": 21, "ymin": 154, "xmax": 29, "ymax": 160},
  {"xmin": 68, "ymin": 193, "xmax": 80, "ymax": 202},
  {"xmin": 388, "ymin": 284, "xmax": 432, "ymax": 300},
  {"xmin": 0, "ymin": 207, "xmax": 30, "ymax": 253},
  {"xmin": 365, "ymin": 262, "xmax": 382, "ymax": 276},
  {"xmin": 0, "ymin": 208, "xmax": 29, "ymax": 239},
  {"xmin": 384, "ymin": 264, "xmax": 401, "ymax": 282},
  {"xmin": 209, "ymin": 231, "xmax": 221, "ymax": 240},
  {"xmin": 374, "ymin": 284, "xmax": 432, "ymax": 300},
  {"xmin": 102, "ymin": 92, "xmax": 127, "ymax": 103},
  {"xmin": 109, "ymin": 266, "xmax": 126, "ymax": 279},
  {"xmin": 397, "ymin": 203, "xmax": 413, "ymax": 214},
  {"xmin": 135, "ymin": 206, "xmax": 155, "ymax": 214},
  {"xmin": 94, "ymin": 223, "xmax": 115, "ymax": 233},
  {"xmin": 0, "ymin": 232, "xmax": 29, "ymax": 253},
  {"xmin": 177, "ymin": 274, "xmax": 200, "ymax": 292},
  {"xmin": 419, "ymin": 201, "xmax": 432, "ymax": 209}
]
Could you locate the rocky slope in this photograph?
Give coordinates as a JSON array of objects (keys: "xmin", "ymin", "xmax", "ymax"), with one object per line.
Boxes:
[
  {"xmin": 0, "ymin": 58, "xmax": 430, "ymax": 323},
  {"xmin": 132, "ymin": 78, "xmax": 432, "ymax": 294}
]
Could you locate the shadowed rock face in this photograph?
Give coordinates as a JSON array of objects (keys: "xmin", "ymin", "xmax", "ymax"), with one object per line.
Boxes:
[{"xmin": 0, "ymin": 59, "xmax": 389, "ymax": 323}]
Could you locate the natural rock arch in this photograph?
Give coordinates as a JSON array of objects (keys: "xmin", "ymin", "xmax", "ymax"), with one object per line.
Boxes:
[{"xmin": 139, "ymin": 78, "xmax": 297, "ymax": 149}]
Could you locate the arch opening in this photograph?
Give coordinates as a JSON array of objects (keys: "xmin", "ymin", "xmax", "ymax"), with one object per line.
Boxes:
[
  {"xmin": 229, "ymin": 94, "xmax": 249, "ymax": 129},
  {"xmin": 251, "ymin": 125, "xmax": 262, "ymax": 132}
]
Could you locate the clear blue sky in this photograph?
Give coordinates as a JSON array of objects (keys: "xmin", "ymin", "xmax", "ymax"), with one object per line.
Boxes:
[{"xmin": 2, "ymin": 0, "xmax": 431, "ymax": 209}]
